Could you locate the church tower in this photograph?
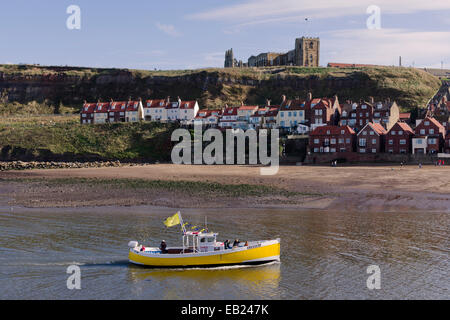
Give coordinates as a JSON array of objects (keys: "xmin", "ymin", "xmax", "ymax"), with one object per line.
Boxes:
[
  {"xmin": 224, "ymin": 49, "xmax": 235, "ymax": 68},
  {"xmin": 294, "ymin": 37, "xmax": 320, "ymax": 67}
]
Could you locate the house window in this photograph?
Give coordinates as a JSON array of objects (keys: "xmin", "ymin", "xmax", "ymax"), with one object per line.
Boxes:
[
  {"xmin": 429, "ymin": 129, "xmax": 434, "ymax": 134},
  {"xmin": 400, "ymin": 149, "xmax": 406, "ymax": 154},
  {"xmin": 398, "ymin": 131, "xmax": 403, "ymax": 135},
  {"xmin": 338, "ymin": 138, "xmax": 344, "ymax": 144},
  {"xmin": 389, "ymin": 139, "xmax": 393, "ymax": 145},
  {"xmin": 416, "ymin": 139, "xmax": 422, "ymax": 144},
  {"xmin": 314, "ymin": 148, "xmax": 319, "ymax": 153},
  {"xmin": 341, "ymin": 130, "xmax": 345, "ymax": 134},
  {"xmin": 326, "ymin": 130, "xmax": 330, "ymax": 134},
  {"xmin": 314, "ymin": 139, "xmax": 319, "ymax": 144},
  {"xmin": 362, "ymin": 105, "xmax": 367, "ymax": 109},
  {"xmin": 420, "ymin": 129, "xmax": 425, "ymax": 135},
  {"xmin": 331, "ymin": 139, "xmax": 336, "ymax": 145},
  {"xmin": 342, "ymin": 120, "xmax": 347, "ymax": 125},
  {"xmin": 388, "ymin": 149, "xmax": 393, "ymax": 153},
  {"xmin": 82, "ymin": 114, "xmax": 86, "ymax": 118},
  {"xmin": 346, "ymin": 138, "xmax": 350, "ymax": 144},
  {"xmin": 370, "ymin": 131, "xmax": 374, "ymax": 135},
  {"xmin": 363, "ymin": 131, "xmax": 367, "ymax": 135},
  {"xmin": 360, "ymin": 148, "xmax": 366, "ymax": 153},
  {"xmin": 359, "ymin": 138, "xmax": 366, "ymax": 146},
  {"xmin": 400, "ymin": 139, "xmax": 406, "ymax": 145},
  {"xmin": 330, "ymin": 148, "xmax": 336, "ymax": 153},
  {"xmin": 372, "ymin": 149, "xmax": 376, "ymax": 153},
  {"xmin": 424, "ymin": 121, "xmax": 430, "ymax": 126},
  {"xmin": 372, "ymin": 139, "xmax": 377, "ymax": 144}
]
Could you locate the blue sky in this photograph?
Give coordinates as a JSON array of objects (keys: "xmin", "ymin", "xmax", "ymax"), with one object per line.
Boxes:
[{"xmin": 1, "ymin": 0, "xmax": 449, "ymax": 69}]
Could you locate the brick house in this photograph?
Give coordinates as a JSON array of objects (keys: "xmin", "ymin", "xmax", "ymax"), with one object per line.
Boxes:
[
  {"xmin": 413, "ymin": 117, "xmax": 446, "ymax": 154},
  {"xmin": 354, "ymin": 101, "xmax": 373, "ymax": 131},
  {"xmin": 445, "ymin": 132, "xmax": 450, "ymax": 153},
  {"xmin": 356, "ymin": 122, "xmax": 387, "ymax": 154},
  {"xmin": 372, "ymin": 100, "xmax": 400, "ymax": 131},
  {"xmin": 339, "ymin": 101, "xmax": 357, "ymax": 128},
  {"xmin": 108, "ymin": 101, "xmax": 127, "ymax": 123},
  {"xmin": 263, "ymin": 107, "xmax": 279, "ymax": 129},
  {"xmin": 309, "ymin": 125, "xmax": 356, "ymax": 153},
  {"xmin": 80, "ymin": 102, "xmax": 96, "ymax": 124},
  {"xmin": 310, "ymin": 96, "xmax": 340, "ymax": 130},
  {"xmin": 385, "ymin": 122, "xmax": 414, "ymax": 154}
]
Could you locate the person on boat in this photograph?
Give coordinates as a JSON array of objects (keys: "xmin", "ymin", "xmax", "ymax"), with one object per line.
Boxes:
[
  {"xmin": 233, "ymin": 239, "xmax": 240, "ymax": 248},
  {"xmin": 244, "ymin": 241, "xmax": 248, "ymax": 247},
  {"xmin": 160, "ymin": 240, "xmax": 168, "ymax": 254},
  {"xmin": 224, "ymin": 239, "xmax": 230, "ymax": 249}
]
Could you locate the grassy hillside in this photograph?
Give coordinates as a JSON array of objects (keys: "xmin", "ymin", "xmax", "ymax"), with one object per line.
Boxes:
[
  {"xmin": 0, "ymin": 64, "xmax": 441, "ymax": 113},
  {"xmin": 0, "ymin": 115, "xmax": 176, "ymax": 162}
]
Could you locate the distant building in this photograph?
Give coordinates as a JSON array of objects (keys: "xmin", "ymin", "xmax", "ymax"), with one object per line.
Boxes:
[{"xmin": 225, "ymin": 36, "xmax": 320, "ymax": 68}]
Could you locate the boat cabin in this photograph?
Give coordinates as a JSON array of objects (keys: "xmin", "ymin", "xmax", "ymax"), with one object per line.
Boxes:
[{"xmin": 183, "ymin": 231, "xmax": 223, "ymax": 253}]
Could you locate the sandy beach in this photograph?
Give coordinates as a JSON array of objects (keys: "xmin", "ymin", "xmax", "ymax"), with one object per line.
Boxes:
[{"xmin": 1, "ymin": 164, "xmax": 449, "ymax": 212}]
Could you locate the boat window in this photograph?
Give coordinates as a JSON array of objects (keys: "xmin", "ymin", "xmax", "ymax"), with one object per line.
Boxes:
[
  {"xmin": 207, "ymin": 238, "xmax": 214, "ymax": 243},
  {"xmin": 200, "ymin": 238, "xmax": 206, "ymax": 243}
]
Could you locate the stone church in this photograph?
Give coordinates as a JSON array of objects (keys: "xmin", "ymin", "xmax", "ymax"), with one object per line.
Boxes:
[{"xmin": 225, "ymin": 37, "xmax": 320, "ymax": 68}]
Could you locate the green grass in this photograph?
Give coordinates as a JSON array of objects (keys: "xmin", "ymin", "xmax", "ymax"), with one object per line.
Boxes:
[
  {"xmin": 0, "ymin": 64, "xmax": 441, "ymax": 112},
  {"xmin": 0, "ymin": 119, "xmax": 177, "ymax": 161}
]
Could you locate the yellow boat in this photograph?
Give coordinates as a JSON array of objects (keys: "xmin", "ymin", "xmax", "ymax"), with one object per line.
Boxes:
[{"xmin": 128, "ymin": 213, "xmax": 280, "ymax": 268}]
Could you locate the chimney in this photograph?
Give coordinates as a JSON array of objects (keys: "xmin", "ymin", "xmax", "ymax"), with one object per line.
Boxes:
[
  {"xmin": 83, "ymin": 100, "xmax": 87, "ymax": 104},
  {"xmin": 177, "ymin": 96, "xmax": 181, "ymax": 105},
  {"xmin": 110, "ymin": 98, "xmax": 114, "ymax": 103},
  {"xmin": 369, "ymin": 96, "xmax": 374, "ymax": 104},
  {"xmin": 281, "ymin": 95, "xmax": 286, "ymax": 104},
  {"xmin": 241, "ymin": 101, "xmax": 244, "ymax": 106},
  {"xmin": 166, "ymin": 96, "xmax": 171, "ymax": 103},
  {"xmin": 307, "ymin": 92, "xmax": 312, "ymax": 101},
  {"xmin": 266, "ymin": 99, "xmax": 271, "ymax": 106}
]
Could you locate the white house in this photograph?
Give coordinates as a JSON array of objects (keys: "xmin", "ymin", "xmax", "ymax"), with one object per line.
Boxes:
[
  {"xmin": 125, "ymin": 100, "xmax": 144, "ymax": 122},
  {"xmin": 93, "ymin": 102, "xmax": 110, "ymax": 124},
  {"xmin": 277, "ymin": 104, "xmax": 305, "ymax": 128},
  {"xmin": 165, "ymin": 101, "xmax": 180, "ymax": 121},
  {"xmin": 144, "ymin": 99, "xmax": 168, "ymax": 121},
  {"xmin": 179, "ymin": 100, "xmax": 200, "ymax": 121}
]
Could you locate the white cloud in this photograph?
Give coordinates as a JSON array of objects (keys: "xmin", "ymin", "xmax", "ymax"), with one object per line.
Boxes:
[
  {"xmin": 155, "ymin": 22, "xmax": 181, "ymax": 37},
  {"xmin": 188, "ymin": 0, "xmax": 450, "ymax": 23},
  {"xmin": 322, "ymin": 28, "xmax": 450, "ymax": 67}
]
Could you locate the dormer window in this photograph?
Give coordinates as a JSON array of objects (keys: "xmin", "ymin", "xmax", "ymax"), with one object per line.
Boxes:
[
  {"xmin": 160, "ymin": 102, "xmax": 164, "ymax": 106},
  {"xmin": 185, "ymin": 103, "xmax": 189, "ymax": 108},
  {"xmin": 362, "ymin": 105, "xmax": 367, "ymax": 109},
  {"xmin": 424, "ymin": 121, "xmax": 430, "ymax": 126}
]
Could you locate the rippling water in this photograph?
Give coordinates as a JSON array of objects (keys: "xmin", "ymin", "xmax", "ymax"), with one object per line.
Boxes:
[{"xmin": 0, "ymin": 206, "xmax": 448, "ymax": 299}]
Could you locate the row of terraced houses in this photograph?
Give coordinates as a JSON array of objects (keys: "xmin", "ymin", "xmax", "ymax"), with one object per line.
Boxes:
[{"xmin": 80, "ymin": 94, "xmax": 450, "ymax": 154}]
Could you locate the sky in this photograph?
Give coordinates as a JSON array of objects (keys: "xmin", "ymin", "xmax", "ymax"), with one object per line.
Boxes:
[{"xmin": 0, "ymin": 0, "xmax": 449, "ymax": 70}]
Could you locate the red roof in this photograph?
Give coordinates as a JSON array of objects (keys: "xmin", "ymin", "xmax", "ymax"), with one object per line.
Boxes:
[
  {"xmin": 399, "ymin": 113, "xmax": 410, "ymax": 120},
  {"xmin": 391, "ymin": 122, "xmax": 414, "ymax": 134},
  {"xmin": 81, "ymin": 103, "xmax": 97, "ymax": 114},
  {"xmin": 223, "ymin": 107, "xmax": 238, "ymax": 116},
  {"xmin": 238, "ymin": 105, "xmax": 259, "ymax": 111},
  {"xmin": 94, "ymin": 102, "xmax": 110, "ymax": 113},
  {"xmin": 126, "ymin": 101, "xmax": 141, "ymax": 111},
  {"xmin": 145, "ymin": 99, "xmax": 167, "ymax": 108},
  {"xmin": 110, "ymin": 101, "xmax": 127, "ymax": 112},
  {"xmin": 179, "ymin": 101, "xmax": 197, "ymax": 110},
  {"xmin": 327, "ymin": 62, "xmax": 379, "ymax": 68},
  {"xmin": 310, "ymin": 125, "xmax": 355, "ymax": 136},
  {"xmin": 358, "ymin": 122, "xmax": 387, "ymax": 136}
]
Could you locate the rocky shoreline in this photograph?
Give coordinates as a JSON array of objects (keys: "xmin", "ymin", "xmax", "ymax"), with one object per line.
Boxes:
[{"xmin": 0, "ymin": 160, "xmax": 152, "ymax": 171}]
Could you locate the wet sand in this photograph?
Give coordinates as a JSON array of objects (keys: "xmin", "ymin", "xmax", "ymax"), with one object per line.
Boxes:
[{"xmin": 1, "ymin": 164, "xmax": 449, "ymax": 212}]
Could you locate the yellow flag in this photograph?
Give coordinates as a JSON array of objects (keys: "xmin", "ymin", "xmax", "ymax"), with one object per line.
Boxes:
[{"xmin": 164, "ymin": 212, "xmax": 181, "ymax": 228}]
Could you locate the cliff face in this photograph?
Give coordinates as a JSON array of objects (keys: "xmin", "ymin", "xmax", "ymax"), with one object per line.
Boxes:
[{"xmin": 0, "ymin": 64, "xmax": 441, "ymax": 112}]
